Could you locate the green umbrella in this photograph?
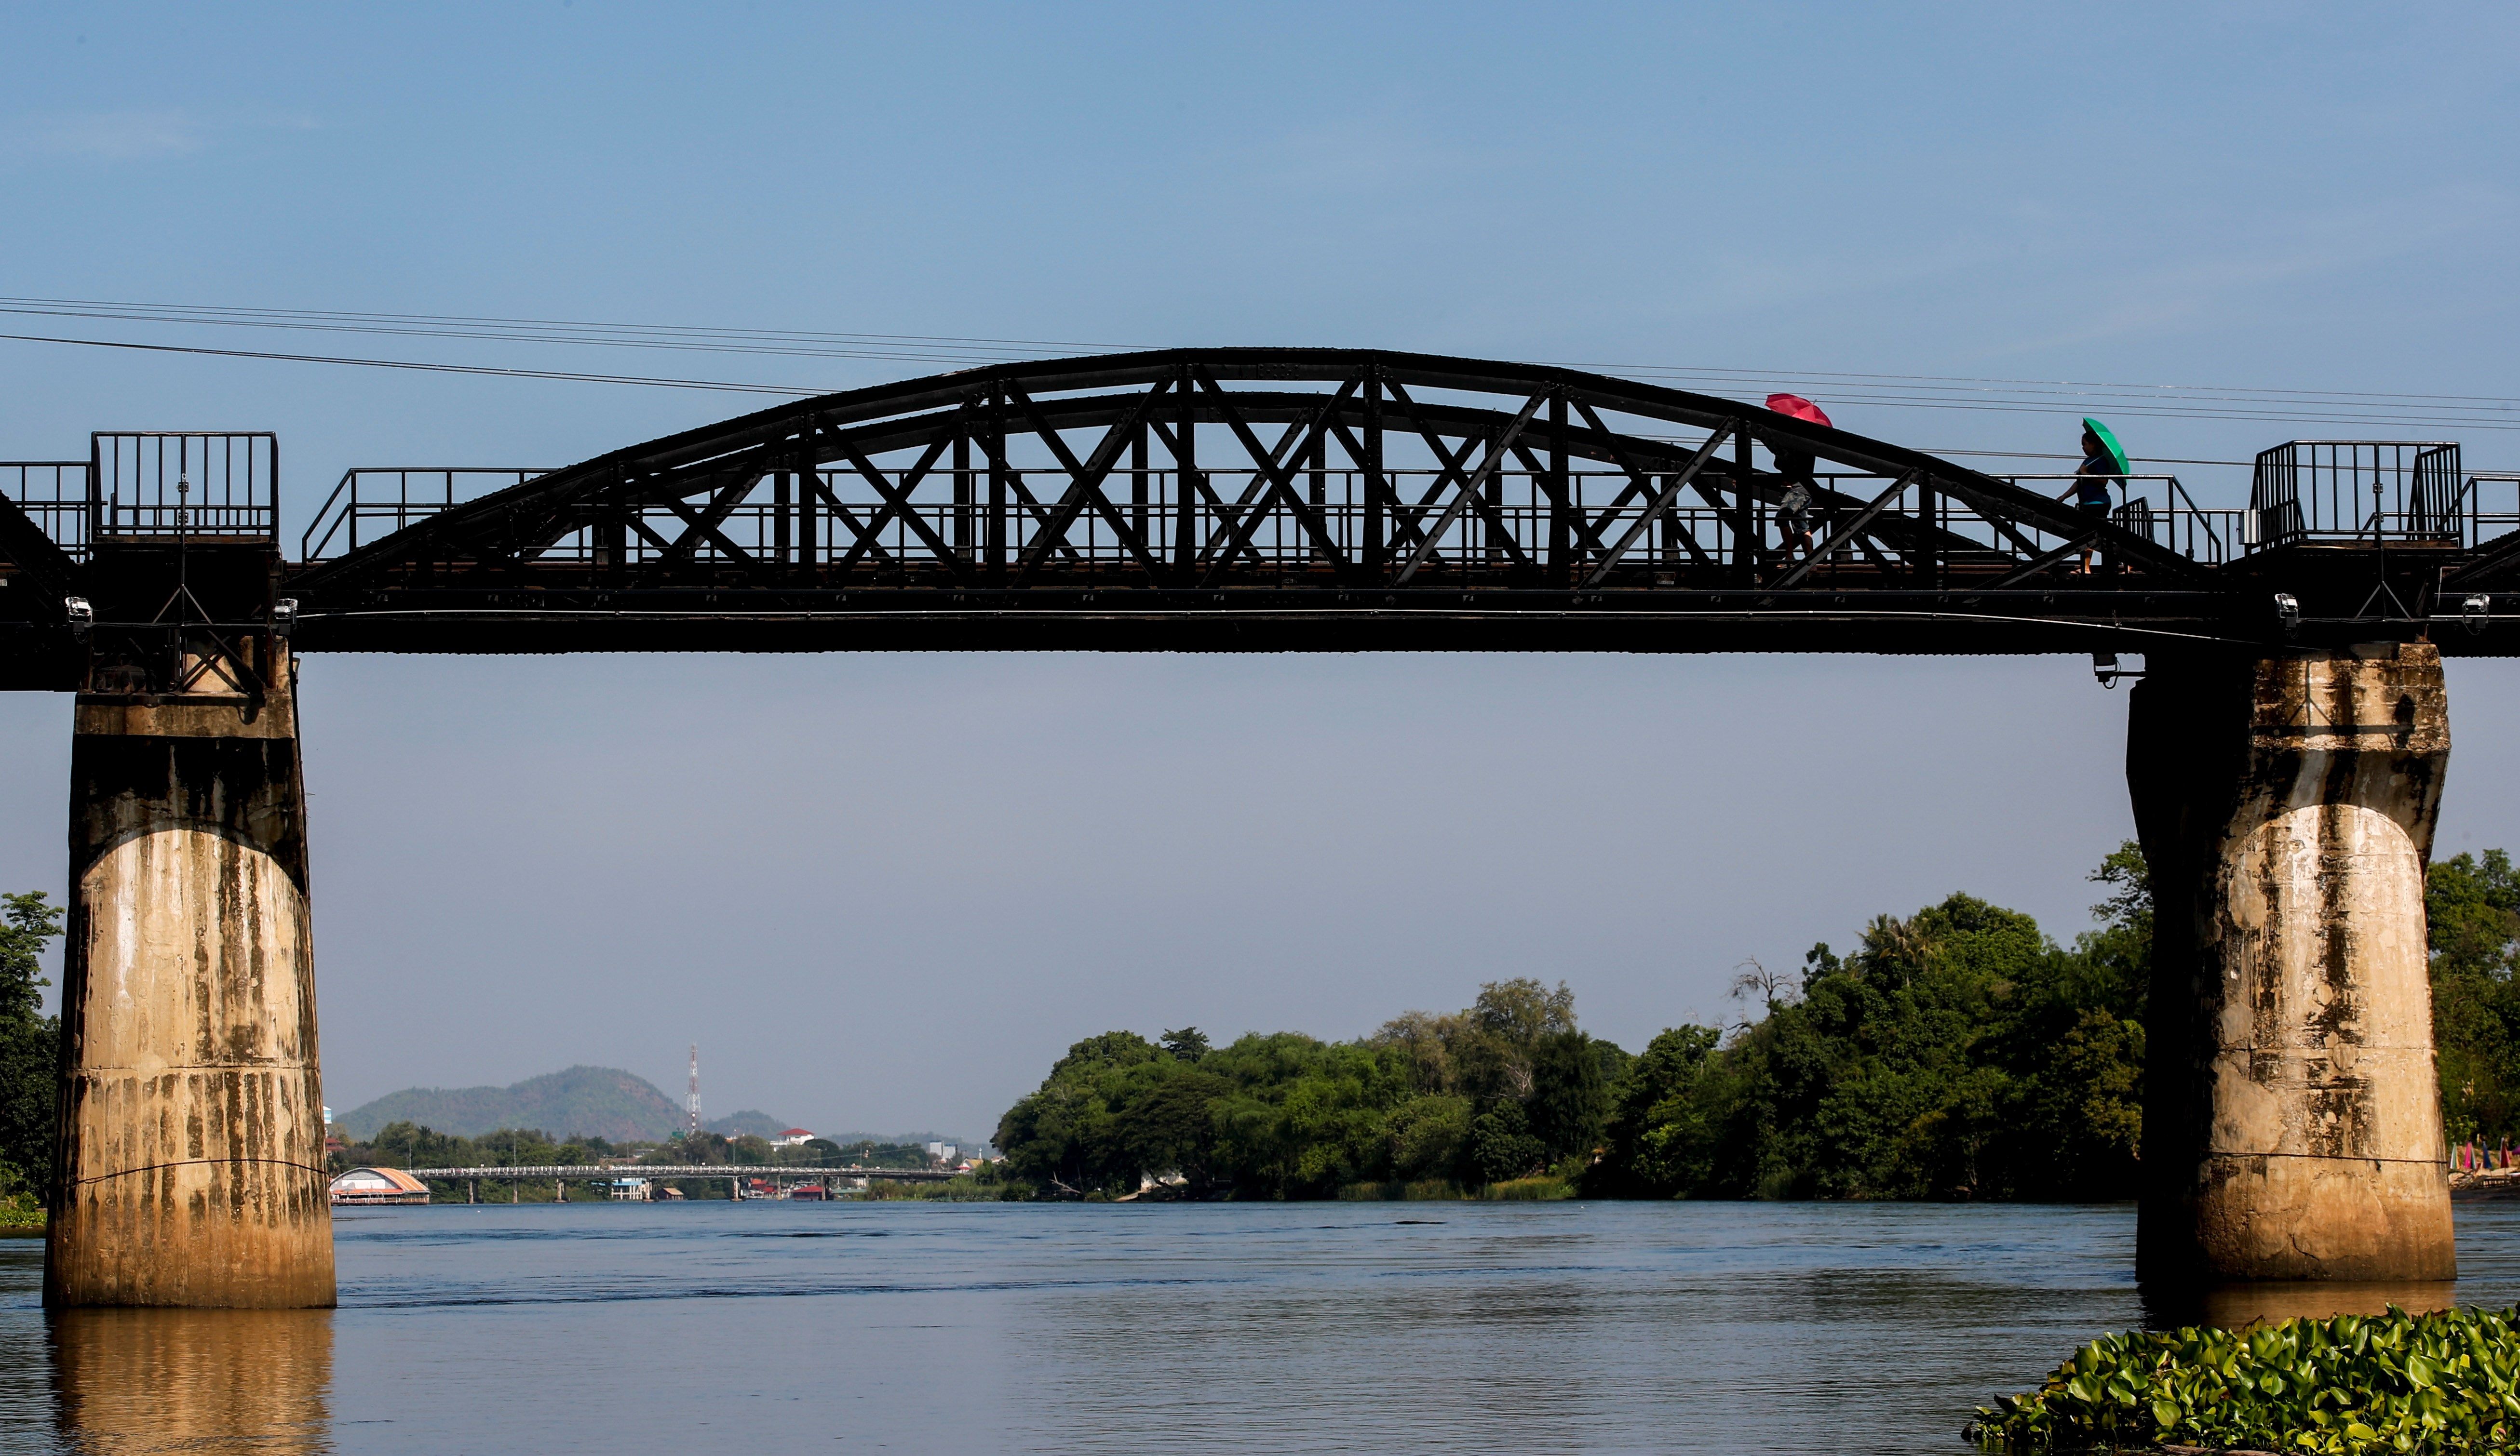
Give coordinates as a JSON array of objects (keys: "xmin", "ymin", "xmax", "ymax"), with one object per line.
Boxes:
[{"xmin": 2082, "ymin": 417, "xmax": 2131, "ymax": 477}]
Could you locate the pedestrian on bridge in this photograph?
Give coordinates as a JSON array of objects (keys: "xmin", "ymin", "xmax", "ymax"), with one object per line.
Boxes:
[
  {"xmin": 1763, "ymin": 394, "xmax": 1832, "ymax": 568},
  {"xmin": 1772, "ymin": 448, "xmax": 1819, "ymax": 565},
  {"xmin": 2058, "ymin": 417, "xmax": 2130, "ymax": 573}
]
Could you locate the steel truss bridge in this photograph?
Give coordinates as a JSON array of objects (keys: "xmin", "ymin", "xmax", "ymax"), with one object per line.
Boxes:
[
  {"xmin": 14, "ymin": 348, "xmax": 2517, "ymax": 1303},
  {"xmin": 4, "ymin": 348, "xmax": 2520, "ymax": 683}
]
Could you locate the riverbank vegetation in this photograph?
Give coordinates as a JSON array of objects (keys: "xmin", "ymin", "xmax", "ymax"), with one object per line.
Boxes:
[
  {"xmin": 2426, "ymin": 849, "xmax": 2520, "ymax": 1149},
  {"xmin": 0, "ymin": 892, "xmax": 61, "ymax": 1223},
  {"xmin": 1968, "ymin": 1306, "xmax": 2520, "ymax": 1453},
  {"xmin": 994, "ymin": 979, "xmax": 1628, "ymax": 1200},
  {"xmin": 993, "ymin": 838, "xmax": 2520, "ymax": 1204},
  {"xmin": 4, "ymin": 826, "xmax": 2518, "ymax": 1215},
  {"xmin": 997, "ymin": 848, "xmax": 2154, "ymax": 1202},
  {"xmin": 339, "ymin": 1122, "xmax": 625, "ymax": 1173},
  {"xmin": 1591, "ymin": 847, "xmax": 2150, "ymax": 1201}
]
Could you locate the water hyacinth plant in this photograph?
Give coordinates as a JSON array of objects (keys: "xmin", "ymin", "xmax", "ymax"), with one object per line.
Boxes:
[{"xmin": 1968, "ymin": 1306, "xmax": 2520, "ymax": 1452}]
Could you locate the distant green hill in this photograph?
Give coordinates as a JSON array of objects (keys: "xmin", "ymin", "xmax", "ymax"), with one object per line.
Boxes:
[
  {"xmin": 704, "ymin": 1109, "xmax": 792, "ymax": 1139},
  {"xmin": 337, "ymin": 1066, "xmax": 692, "ymax": 1143}
]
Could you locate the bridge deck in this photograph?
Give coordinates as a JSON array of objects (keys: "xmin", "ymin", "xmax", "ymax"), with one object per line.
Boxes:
[{"xmin": 6, "ymin": 351, "xmax": 2518, "ymax": 681}]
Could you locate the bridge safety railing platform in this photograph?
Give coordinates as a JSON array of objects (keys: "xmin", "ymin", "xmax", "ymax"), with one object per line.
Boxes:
[
  {"xmin": 2248, "ymin": 441, "xmax": 2474, "ymax": 549},
  {"xmin": 26, "ymin": 434, "xmax": 2506, "ymax": 581},
  {"xmin": 90, "ymin": 432, "xmax": 278, "ymax": 542},
  {"xmin": 288, "ymin": 462, "xmax": 2252, "ymax": 581},
  {"xmin": 300, "ymin": 467, "xmax": 552, "ymax": 560},
  {"xmin": 0, "ymin": 460, "xmax": 93, "ymax": 561}
]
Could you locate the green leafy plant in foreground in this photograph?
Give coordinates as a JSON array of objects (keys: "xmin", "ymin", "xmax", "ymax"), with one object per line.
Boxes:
[{"xmin": 1970, "ymin": 1306, "xmax": 2520, "ymax": 1453}]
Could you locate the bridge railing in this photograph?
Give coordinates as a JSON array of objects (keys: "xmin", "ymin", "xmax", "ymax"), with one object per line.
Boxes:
[
  {"xmin": 0, "ymin": 461, "xmax": 94, "ymax": 562},
  {"xmin": 2249, "ymin": 441, "xmax": 2465, "ymax": 548},
  {"xmin": 311, "ymin": 464, "xmax": 2259, "ymax": 582},
  {"xmin": 301, "ymin": 467, "xmax": 552, "ymax": 560},
  {"xmin": 2456, "ymin": 475, "xmax": 2520, "ymax": 549},
  {"xmin": 92, "ymin": 432, "xmax": 278, "ymax": 542},
  {"xmin": 1992, "ymin": 474, "xmax": 2240, "ymax": 565},
  {"xmin": 287, "ymin": 457, "xmax": 2520, "ymax": 574}
]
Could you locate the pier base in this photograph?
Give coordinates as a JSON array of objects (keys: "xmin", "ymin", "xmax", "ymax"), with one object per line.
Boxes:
[
  {"xmin": 2130, "ymin": 644, "xmax": 2454, "ymax": 1284},
  {"xmin": 45, "ymin": 655, "xmax": 334, "ymax": 1308}
]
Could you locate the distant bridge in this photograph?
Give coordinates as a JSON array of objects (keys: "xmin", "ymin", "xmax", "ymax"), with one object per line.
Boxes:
[
  {"xmin": 411, "ymin": 1164, "xmax": 967, "ymax": 1183},
  {"xmin": 413, "ymin": 1163, "xmax": 962, "ymax": 1174}
]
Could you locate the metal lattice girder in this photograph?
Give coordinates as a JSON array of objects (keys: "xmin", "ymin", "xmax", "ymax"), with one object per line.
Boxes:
[
  {"xmin": 286, "ymin": 348, "xmax": 2207, "ymax": 597},
  {"xmin": 18, "ymin": 349, "xmax": 2519, "ymax": 669}
]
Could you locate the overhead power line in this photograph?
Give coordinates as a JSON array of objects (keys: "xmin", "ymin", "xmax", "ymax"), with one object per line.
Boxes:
[
  {"xmin": 0, "ymin": 296, "xmax": 1109, "ymax": 367},
  {"xmin": 2, "ymin": 294, "xmax": 2517, "ymax": 435},
  {"xmin": 0, "ymin": 332, "xmax": 824, "ymax": 396}
]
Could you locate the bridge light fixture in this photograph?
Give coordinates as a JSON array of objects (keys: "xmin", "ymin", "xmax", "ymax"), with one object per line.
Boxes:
[
  {"xmin": 2275, "ymin": 592, "xmax": 2301, "ymax": 637},
  {"xmin": 272, "ymin": 598, "xmax": 298, "ymax": 640},
  {"xmin": 64, "ymin": 596, "xmax": 92, "ymax": 639},
  {"xmin": 2465, "ymin": 593, "xmax": 2491, "ymax": 636}
]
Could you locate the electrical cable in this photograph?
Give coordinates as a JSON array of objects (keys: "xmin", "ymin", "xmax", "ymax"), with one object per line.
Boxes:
[
  {"xmin": 0, "ymin": 331, "xmax": 824, "ymax": 396},
  {"xmin": 5, "ymin": 292, "xmax": 2519, "ymax": 437}
]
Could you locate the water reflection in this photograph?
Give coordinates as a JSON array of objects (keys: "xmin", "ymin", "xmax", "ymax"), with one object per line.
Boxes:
[
  {"xmin": 10, "ymin": 1203, "xmax": 2520, "ymax": 1455},
  {"xmin": 2143, "ymin": 1279, "xmax": 2461, "ymax": 1331},
  {"xmin": 49, "ymin": 1307, "xmax": 332, "ymax": 1454}
]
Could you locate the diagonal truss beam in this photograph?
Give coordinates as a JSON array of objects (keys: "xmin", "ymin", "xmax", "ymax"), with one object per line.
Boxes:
[
  {"xmin": 828, "ymin": 430, "xmax": 958, "ymax": 564},
  {"xmin": 1145, "ymin": 416, "xmax": 1270, "ymax": 571},
  {"xmin": 1392, "ymin": 386, "xmax": 1547, "ymax": 584},
  {"xmin": 656, "ymin": 475, "xmax": 765, "ymax": 568},
  {"xmin": 1384, "ymin": 382, "xmax": 1537, "ymax": 574},
  {"xmin": 814, "ymin": 477, "xmax": 904, "ymax": 571},
  {"xmin": 964, "ymin": 428, "xmax": 1086, "ymax": 565},
  {"xmin": 1580, "ymin": 422, "xmax": 1737, "ymax": 590},
  {"xmin": 1568, "ymin": 399, "xmax": 1713, "ymax": 568},
  {"xmin": 1010, "ymin": 381, "xmax": 1170, "ymax": 581},
  {"xmin": 1191, "ymin": 368, "xmax": 1351, "ymax": 583},
  {"xmin": 1323, "ymin": 418, "xmax": 1437, "ymax": 555},
  {"xmin": 1931, "ymin": 475, "xmax": 2048, "ymax": 561},
  {"xmin": 1983, "ymin": 529, "xmax": 2106, "ymax": 590},
  {"xmin": 1770, "ymin": 469, "xmax": 1918, "ymax": 589},
  {"xmin": 1187, "ymin": 413, "xmax": 1309, "ymax": 574}
]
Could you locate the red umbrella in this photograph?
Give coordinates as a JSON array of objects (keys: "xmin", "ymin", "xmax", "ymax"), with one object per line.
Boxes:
[{"xmin": 1765, "ymin": 393, "xmax": 1832, "ymax": 428}]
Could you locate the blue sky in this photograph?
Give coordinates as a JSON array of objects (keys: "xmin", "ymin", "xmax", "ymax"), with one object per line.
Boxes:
[{"xmin": 3, "ymin": 4, "xmax": 2517, "ymax": 1137}]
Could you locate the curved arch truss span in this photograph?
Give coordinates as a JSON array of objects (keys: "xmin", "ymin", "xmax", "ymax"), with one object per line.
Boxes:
[{"xmin": 288, "ymin": 348, "xmax": 2237, "ymax": 653}]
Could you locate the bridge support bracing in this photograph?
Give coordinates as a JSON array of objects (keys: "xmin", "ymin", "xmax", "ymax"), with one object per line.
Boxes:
[
  {"xmin": 45, "ymin": 651, "xmax": 335, "ymax": 1309},
  {"xmin": 2129, "ymin": 644, "xmax": 2454, "ymax": 1284}
]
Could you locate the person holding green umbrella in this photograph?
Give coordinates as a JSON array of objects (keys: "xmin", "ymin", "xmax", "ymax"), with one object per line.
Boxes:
[{"xmin": 2056, "ymin": 416, "xmax": 2129, "ymax": 572}]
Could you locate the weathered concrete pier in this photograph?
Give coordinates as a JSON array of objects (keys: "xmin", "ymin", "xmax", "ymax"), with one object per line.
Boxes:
[
  {"xmin": 0, "ymin": 361, "xmax": 2503, "ymax": 1305},
  {"xmin": 2131, "ymin": 644, "xmax": 2455, "ymax": 1283},
  {"xmin": 47, "ymin": 644, "xmax": 333, "ymax": 1308}
]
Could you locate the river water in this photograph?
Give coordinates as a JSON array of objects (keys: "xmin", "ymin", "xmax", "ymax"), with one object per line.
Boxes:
[{"xmin": 4, "ymin": 1200, "xmax": 2519, "ymax": 1454}]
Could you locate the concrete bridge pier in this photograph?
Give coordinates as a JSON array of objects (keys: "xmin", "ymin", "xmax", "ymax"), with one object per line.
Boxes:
[
  {"xmin": 2129, "ymin": 643, "xmax": 2455, "ymax": 1284},
  {"xmin": 45, "ymin": 648, "xmax": 335, "ymax": 1309}
]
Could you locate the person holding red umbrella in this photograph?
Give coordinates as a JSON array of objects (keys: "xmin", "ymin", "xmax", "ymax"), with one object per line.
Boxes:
[
  {"xmin": 1765, "ymin": 393, "xmax": 1831, "ymax": 428},
  {"xmin": 1765, "ymin": 394, "xmax": 1830, "ymax": 563}
]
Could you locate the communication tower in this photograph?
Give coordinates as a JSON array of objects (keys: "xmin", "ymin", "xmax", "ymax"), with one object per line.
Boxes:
[{"xmin": 687, "ymin": 1043, "xmax": 701, "ymax": 1136}]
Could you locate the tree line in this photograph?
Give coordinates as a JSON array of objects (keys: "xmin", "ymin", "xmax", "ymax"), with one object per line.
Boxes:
[
  {"xmin": 0, "ymin": 893, "xmax": 60, "ymax": 1222},
  {"xmin": 987, "ymin": 844, "xmax": 2520, "ymax": 1202},
  {"xmin": 8, "ymin": 839, "xmax": 2520, "ymax": 1210},
  {"xmin": 2428, "ymin": 848, "xmax": 2520, "ymax": 1147},
  {"xmin": 995, "ymin": 846, "xmax": 2155, "ymax": 1201}
]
